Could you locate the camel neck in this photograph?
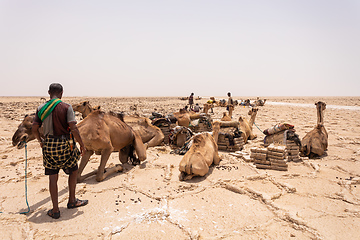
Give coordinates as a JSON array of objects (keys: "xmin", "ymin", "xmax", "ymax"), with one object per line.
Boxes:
[{"xmin": 249, "ymin": 111, "xmax": 257, "ymax": 126}]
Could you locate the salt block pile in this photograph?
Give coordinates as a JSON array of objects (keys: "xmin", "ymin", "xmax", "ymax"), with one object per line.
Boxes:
[
  {"xmin": 152, "ymin": 118, "xmax": 172, "ymax": 144},
  {"xmin": 217, "ymin": 127, "xmax": 244, "ymax": 152},
  {"xmin": 250, "ymin": 144, "xmax": 288, "ymax": 171},
  {"xmin": 267, "ymin": 144, "xmax": 288, "ymax": 171},
  {"xmin": 250, "ymin": 147, "xmax": 269, "ymax": 166},
  {"xmin": 192, "ymin": 114, "xmax": 212, "ymax": 133},
  {"xmin": 286, "ymin": 140, "xmax": 301, "ymax": 162}
]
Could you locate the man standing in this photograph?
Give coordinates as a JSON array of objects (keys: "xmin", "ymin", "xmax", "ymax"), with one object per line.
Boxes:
[
  {"xmin": 32, "ymin": 83, "xmax": 88, "ymax": 219},
  {"xmin": 227, "ymin": 92, "xmax": 234, "ymax": 111},
  {"xmin": 188, "ymin": 93, "xmax": 194, "ymax": 110}
]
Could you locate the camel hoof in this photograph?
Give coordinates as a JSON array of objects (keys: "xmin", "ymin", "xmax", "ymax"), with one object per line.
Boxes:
[
  {"xmin": 115, "ymin": 164, "xmax": 123, "ymax": 172},
  {"xmin": 179, "ymin": 172, "xmax": 186, "ymax": 181}
]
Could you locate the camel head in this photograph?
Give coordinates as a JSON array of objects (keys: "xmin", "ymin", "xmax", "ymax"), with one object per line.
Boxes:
[
  {"xmin": 315, "ymin": 101, "xmax": 326, "ymax": 126},
  {"xmin": 73, "ymin": 101, "xmax": 100, "ymax": 119},
  {"xmin": 315, "ymin": 101, "xmax": 326, "ymax": 111},
  {"xmin": 248, "ymin": 107, "xmax": 258, "ymax": 116},
  {"xmin": 12, "ymin": 114, "xmax": 38, "ymax": 149}
]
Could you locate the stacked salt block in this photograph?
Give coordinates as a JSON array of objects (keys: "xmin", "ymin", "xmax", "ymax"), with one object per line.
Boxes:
[
  {"xmin": 250, "ymin": 147, "xmax": 271, "ymax": 168},
  {"xmin": 267, "ymin": 144, "xmax": 288, "ymax": 171},
  {"xmin": 286, "ymin": 140, "xmax": 301, "ymax": 162},
  {"xmin": 217, "ymin": 131, "xmax": 244, "ymax": 152},
  {"xmin": 192, "ymin": 114, "xmax": 212, "ymax": 133},
  {"xmin": 152, "ymin": 118, "xmax": 171, "ymax": 144}
]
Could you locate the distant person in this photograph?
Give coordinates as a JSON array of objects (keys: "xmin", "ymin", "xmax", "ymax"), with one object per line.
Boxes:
[
  {"xmin": 32, "ymin": 83, "xmax": 88, "ymax": 219},
  {"xmin": 188, "ymin": 93, "xmax": 194, "ymax": 110},
  {"xmin": 193, "ymin": 103, "xmax": 201, "ymax": 112},
  {"xmin": 227, "ymin": 92, "xmax": 233, "ymax": 111}
]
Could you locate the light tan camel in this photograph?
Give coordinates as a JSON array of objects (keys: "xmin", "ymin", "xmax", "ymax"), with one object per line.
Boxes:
[
  {"xmin": 300, "ymin": 101, "xmax": 328, "ymax": 158},
  {"xmin": 178, "ymin": 121, "xmax": 221, "ymax": 181},
  {"xmin": 238, "ymin": 108, "xmax": 258, "ymax": 143},
  {"xmin": 73, "ymin": 101, "xmax": 164, "ymax": 148},
  {"xmin": 221, "ymin": 112, "xmax": 232, "ymax": 121},
  {"xmin": 202, "ymin": 103, "xmax": 213, "ymax": 114},
  {"xmin": 77, "ymin": 110, "xmax": 147, "ymax": 182},
  {"xmin": 221, "ymin": 105, "xmax": 234, "ymax": 121}
]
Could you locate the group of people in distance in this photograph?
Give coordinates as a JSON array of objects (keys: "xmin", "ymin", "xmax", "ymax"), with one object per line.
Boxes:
[{"xmin": 187, "ymin": 92, "xmax": 233, "ymax": 114}]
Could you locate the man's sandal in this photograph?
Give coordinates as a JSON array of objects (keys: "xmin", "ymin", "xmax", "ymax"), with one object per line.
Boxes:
[
  {"xmin": 47, "ymin": 209, "xmax": 60, "ymax": 219},
  {"xmin": 67, "ymin": 198, "xmax": 88, "ymax": 209}
]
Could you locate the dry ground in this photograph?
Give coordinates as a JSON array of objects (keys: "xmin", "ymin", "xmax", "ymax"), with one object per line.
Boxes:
[{"xmin": 0, "ymin": 96, "xmax": 359, "ymax": 240}]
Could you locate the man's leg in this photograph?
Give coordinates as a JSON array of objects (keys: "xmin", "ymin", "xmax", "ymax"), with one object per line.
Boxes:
[
  {"xmin": 49, "ymin": 174, "xmax": 59, "ymax": 213},
  {"xmin": 68, "ymin": 169, "xmax": 78, "ymax": 203}
]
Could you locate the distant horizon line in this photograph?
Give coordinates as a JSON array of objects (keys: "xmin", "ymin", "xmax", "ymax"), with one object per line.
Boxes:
[{"xmin": 0, "ymin": 95, "xmax": 359, "ymax": 98}]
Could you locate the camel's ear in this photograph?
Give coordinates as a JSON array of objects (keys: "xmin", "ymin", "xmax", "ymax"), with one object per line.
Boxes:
[{"xmin": 82, "ymin": 101, "xmax": 87, "ymax": 106}]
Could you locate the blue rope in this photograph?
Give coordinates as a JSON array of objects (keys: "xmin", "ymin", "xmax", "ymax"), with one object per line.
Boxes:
[
  {"xmin": 0, "ymin": 142, "xmax": 30, "ymax": 214},
  {"xmin": 254, "ymin": 121, "xmax": 266, "ymax": 135},
  {"xmin": 20, "ymin": 143, "xmax": 30, "ymax": 214}
]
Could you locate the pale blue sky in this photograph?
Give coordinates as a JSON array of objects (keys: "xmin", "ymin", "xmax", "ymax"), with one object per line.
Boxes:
[{"xmin": 1, "ymin": 0, "xmax": 359, "ymax": 97}]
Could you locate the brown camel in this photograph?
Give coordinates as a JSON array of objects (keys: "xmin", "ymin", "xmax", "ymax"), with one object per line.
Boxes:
[
  {"xmin": 72, "ymin": 101, "xmax": 101, "ymax": 119},
  {"xmin": 76, "ymin": 110, "xmax": 147, "ymax": 182},
  {"xmin": 73, "ymin": 101, "xmax": 164, "ymax": 148},
  {"xmin": 12, "ymin": 113, "xmax": 43, "ymax": 149},
  {"xmin": 178, "ymin": 121, "xmax": 221, "ymax": 181},
  {"xmin": 300, "ymin": 101, "xmax": 328, "ymax": 158},
  {"xmin": 123, "ymin": 115, "xmax": 164, "ymax": 148},
  {"xmin": 173, "ymin": 108, "xmax": 201, "ymax": 127},
  {"xmin": 11, "ymin": 111, "xmax": 146, "ymax": 182},
  {"xmin": 238, "ymin": 108, "xmax": 258, "ymax": 143}
]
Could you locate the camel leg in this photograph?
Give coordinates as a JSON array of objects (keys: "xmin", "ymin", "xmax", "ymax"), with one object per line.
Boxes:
[
  {"xmin": 213, "ymin": 152, "xmax": 221, "ymax": 165},
  {"xmin": 77, "ymin": 150, "xmax": 94, "ymax": 183},
  {"xmin": 96, "ymin": 148, "xmax": 114, "ymax": 182},
  {"xmin": 249, "ymin": 133, "xmax": 257, "ymax": 140},
  {"xmin": 133, "ymin": 133, "xmax": 147, "ymax": 161},
  {"xmin": 145, "ymin": 133, "xmax": 164, "ymax": 148}
]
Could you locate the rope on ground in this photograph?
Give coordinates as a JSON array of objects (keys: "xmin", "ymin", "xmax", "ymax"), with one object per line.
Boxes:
[
  {"xmin": 254, "ymin": 121, "xmax": 266, "ymax": 135},
  {"xmin": 0, "ymin": 142, "xmax": 30, "ymax": 214}
]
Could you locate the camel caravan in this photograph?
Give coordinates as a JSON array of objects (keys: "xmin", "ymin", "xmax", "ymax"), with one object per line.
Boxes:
[{"xmin": 12, "ymin": 96, "xmax": 328, "ymax": 182}]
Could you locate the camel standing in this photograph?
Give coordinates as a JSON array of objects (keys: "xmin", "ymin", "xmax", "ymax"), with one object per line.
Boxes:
[
  {"xmin": 300, "ymin": 101, "xmax": 328, "ymax": 158},
  {"xmin": 77, "ymin": 110, "xmax": 146, "ymax": 182},
  {"xmin": 178, "ymin": 121, "xmax": 221, "ymax": 180},
  {"xmin": 73, "ymin": 101, "xmax": 164, "ymax": 148},
  {"xmin": 11, "ymin": 111, "xmax": 146, "ymax": 182}
]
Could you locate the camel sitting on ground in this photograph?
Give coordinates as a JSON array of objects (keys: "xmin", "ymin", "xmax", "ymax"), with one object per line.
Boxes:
[
  {"xmin": 123, "ymin": 115, "xmax": 164, "ymax": 148},
  {"xmin": 300, "ymin": 101, "xmax": 328, "ymax": 158},
  {"xmin": 238, "ymin": 108, "xmax": 258, "ymax": 143},
  {"xmin": 173, "ymin": 108, "xmax": 201, "ymax": 127},
  {"xmin": 178, "ymin": 121, "xmax": 221, "ymax": 181},
  {"xmin": 73, "ymin": 101, "xmax": 164, "ymax": 148},
  {"xmin": 221, "ymin": 105, "xmax": 234, "ymax": 121},
  {"xmin": 77, "ymin": 110, "xmax": 147, "ymax": 182}
]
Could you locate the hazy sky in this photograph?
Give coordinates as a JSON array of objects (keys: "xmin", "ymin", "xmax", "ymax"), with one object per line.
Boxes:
[{"xmin": 1, "ymin": 0, "xmax": 359, "ymax": 97}]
